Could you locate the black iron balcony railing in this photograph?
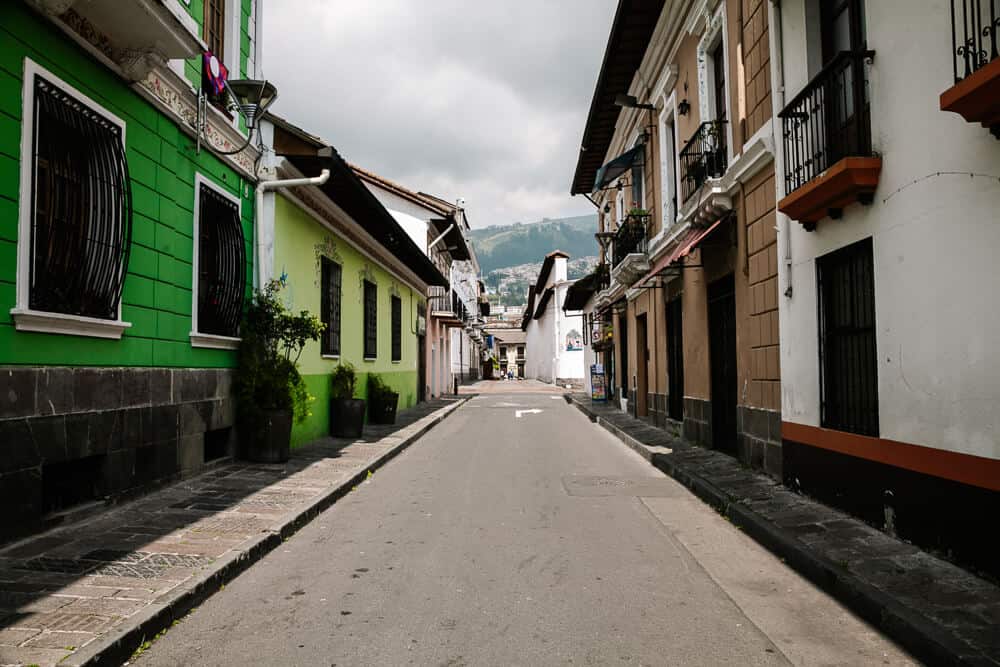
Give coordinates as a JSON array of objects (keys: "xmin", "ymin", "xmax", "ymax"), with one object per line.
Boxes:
[
  {"xmin": 951, "ymin": 0, "xmax": 1000, "ymax": 83},
  {"xmin": 778, "ymin": 50, "xmax": 875, "ymax": 196},
  {"xmin": 680, "ymin": 120, "xmax": 728, "ymax": 202},
  {"xmin": 612, "ymin": 214, "xmax": 650, "ymax": 268}
]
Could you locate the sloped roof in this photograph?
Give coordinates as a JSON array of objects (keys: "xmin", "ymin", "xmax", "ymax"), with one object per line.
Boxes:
[{"xmin": 570, "ymin": 0, "xmax": 666, "ymax": 195}]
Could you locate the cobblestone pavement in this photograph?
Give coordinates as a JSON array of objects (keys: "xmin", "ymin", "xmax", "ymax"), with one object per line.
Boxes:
[
  {"xmin": 567, "ymin": 393, "xmax": 1000, "ymax": 666},
  {"xmin": 0, "ymin": 398, "xmax": 464, "ymax": 667}
]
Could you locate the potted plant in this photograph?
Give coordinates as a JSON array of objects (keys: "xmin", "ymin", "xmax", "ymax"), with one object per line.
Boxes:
[
  {"xmin": 330, "ymin": 363, "xmax": 365, "ymax": 438},
  {"xmin": 235, "ymin": 279, "xmax": 324, "ymax": 463},
  {"xmin": 367, "ymin": 373, "xmax": 399, "ymax": 425}
]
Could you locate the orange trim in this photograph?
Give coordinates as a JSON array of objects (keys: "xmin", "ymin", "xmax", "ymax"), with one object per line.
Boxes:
[
  {"xmin": 940, "ymin": 57, "xmax": 1000, "ymax": 126},
  {"xmin": 778, "ymin": 157, "xmax": 882, "ymax": 225},
  {"xmin": 782, "ymin": 422, "xmax": 1000, "ymax": 492}
]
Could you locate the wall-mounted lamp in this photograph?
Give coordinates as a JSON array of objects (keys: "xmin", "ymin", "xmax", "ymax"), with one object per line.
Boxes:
[
  {"xmin": 614, "ymin": 93, "xmax": 656, "ymax": 111},
  {"xmin": 603, "ymin": 203, "xmax": 611, "ymax": 214},
  {"xmin": 678, "ymin": 98, "xmax": 691, "ymax": 116},
  {"xmin": 200, "ymin": 76, "xmax": 279, "ymax": 157}
]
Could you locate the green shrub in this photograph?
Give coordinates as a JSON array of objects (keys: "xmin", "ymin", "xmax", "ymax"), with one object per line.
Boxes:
[{"xmin": 330, "ymin": 362, "xmax": 358, "ymax": 400}]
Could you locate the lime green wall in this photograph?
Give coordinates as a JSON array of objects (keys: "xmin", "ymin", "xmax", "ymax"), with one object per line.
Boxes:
[
  {"xmin": 0, "ymin": 4, "xmax": 253, "ymax": 368},
  {"xmin": 273, "ymin": 195, "xmax": 423, "ymax": 447}
]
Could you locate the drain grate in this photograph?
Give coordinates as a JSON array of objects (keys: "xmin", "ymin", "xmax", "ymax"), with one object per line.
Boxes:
[
  {"xmin": 91, "ymin": 562, "xmax": 169, "ymax": 579},
  {"xmin": 81, "ymin": 549, "xmax": 147, "ymax": 564}
]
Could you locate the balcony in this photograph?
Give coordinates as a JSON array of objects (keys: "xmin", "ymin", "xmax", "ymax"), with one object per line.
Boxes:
[
  {"xmin": 30, "ymin": 0, "xmax": 204, "ymax": 81},
  {"xmin": 428, "ymin": 286, "xmax": 463, "ymax": 327},
  {"xmin": 941, "ymin": 0, "xmax": 1000, "ymax": 137},
  {"xmin": 777, "ymin": 51, "xmax": 880, "ymax": 230},
  {"xmin": 680, "ymin": 120, "xmax": 728, "ymax": 203},
  {"xmin": 610, "ymin": 213, "xmax": 651, "ymax": 286}
]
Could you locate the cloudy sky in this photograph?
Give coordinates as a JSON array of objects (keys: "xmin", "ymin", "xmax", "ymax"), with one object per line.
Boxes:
[{"xmin": 262, "ymin": 1, "xmax": 615, "ymax": 229}]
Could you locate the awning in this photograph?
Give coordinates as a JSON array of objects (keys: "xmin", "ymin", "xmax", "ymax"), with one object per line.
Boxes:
[
  {"xmin": 638, "ymin": 217, "xmax": 728, "ymax": 287},
  {"xmin": 430, "ymin": 217, "xmax": 471, "ymax": 261},
  {"xmin": 592, "ymin": 145, "xmax": 644, "ymax": 193}
]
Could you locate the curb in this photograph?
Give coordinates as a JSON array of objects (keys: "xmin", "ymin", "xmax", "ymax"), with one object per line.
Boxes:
[
  {"xmin": 566, "ymin": 395, "xmax": 995, "ymax": 667},
  {"xmin": 67, "ymin": 398, "xmax": 469, "ymax": 667}
]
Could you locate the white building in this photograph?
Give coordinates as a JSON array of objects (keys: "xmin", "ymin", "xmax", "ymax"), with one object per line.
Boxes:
[
  {"xmin": 773, "ymin": 0, "xmax": 1000, "ymax": 568},
  {"xmin": 522, "ymin": 251, "xmax": 586, "ymax": 384}
]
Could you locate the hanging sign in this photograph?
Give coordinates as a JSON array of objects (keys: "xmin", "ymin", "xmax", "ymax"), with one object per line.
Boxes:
[{"xmin": 590, "ymin": 364, "xmax": 607, "ymax": 402}]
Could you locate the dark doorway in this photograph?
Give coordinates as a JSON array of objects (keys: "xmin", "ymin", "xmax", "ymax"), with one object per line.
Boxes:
[
  {"xmin": 666, "ymin": 296, "xmax": 684, "ymax": 421},
  {"xmin": 636, "ymin": 313, "xmax": 648, "ymax": 417},
  {"xmin": 708, "ymin": 275, "xmax": 737, "ymax": 454},
  {"xmin": 618, "ymin": 316, "xmax": 629, "ymax": 406},
  {"xmin": 417, "ymin": 333, "xmax": 426, "ymax": 402}
]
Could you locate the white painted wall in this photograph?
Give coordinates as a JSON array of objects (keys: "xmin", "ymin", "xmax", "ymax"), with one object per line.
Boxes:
[
  {"xmin": 776, "ymin": 0, "xmax": 1000, "ymax": 461},
  {"xmin": 524, "ymin": 276, "xmax": 586, "ymax": 384}
]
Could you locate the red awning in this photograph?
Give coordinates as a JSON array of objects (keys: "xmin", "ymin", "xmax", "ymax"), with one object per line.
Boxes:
[{"xmin": 638, "ymin": 217, "xmax": 727, "ymax": 287}]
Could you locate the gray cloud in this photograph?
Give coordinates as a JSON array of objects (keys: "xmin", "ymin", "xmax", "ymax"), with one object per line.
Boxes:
[{"xmin": 262, "ymin": 0, "xmax": 615, "ymax": 227}]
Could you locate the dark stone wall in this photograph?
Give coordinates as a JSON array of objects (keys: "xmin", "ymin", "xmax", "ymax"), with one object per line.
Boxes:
[
  {"xmin": 682, "ymin": 397, "xmax": 712, "ymax": 447},
  {"xmin": 783, "ymin": 438, "xmax": 1000, "ymax": 581},
  {"xmin": 737, "ymin": 405, "xmax": 782, "ymax": 479},
  {"xmin": 645, "ymin": 393, "xmax": 665, "ymax": 428},
  {"xmin": 0, "ymin": 367, "xmax": 235, "ymax": 541}
]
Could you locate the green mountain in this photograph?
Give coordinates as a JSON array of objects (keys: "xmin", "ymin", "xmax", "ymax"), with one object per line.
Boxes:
[{"xmin": 469, "ymin": 214, "xmax": 598, "ymax": 274}]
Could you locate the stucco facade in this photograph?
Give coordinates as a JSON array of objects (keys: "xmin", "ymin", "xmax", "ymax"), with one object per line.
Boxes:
[{"xmin": 0, "ymin": 0, "xmax": 261, "ymax": 538}]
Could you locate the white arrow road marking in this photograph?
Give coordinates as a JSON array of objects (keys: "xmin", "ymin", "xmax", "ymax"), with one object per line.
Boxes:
[{"xmin": 515, "ymin": 409, "xmax": 543, "ymax": 418}]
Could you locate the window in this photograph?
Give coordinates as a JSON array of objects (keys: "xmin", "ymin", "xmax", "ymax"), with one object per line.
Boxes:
[
  {"xmin": 193, "ymin": 180, "xmax": 245, "ymax": 339},
  {"xmin": 21, "ymin": 71, "xmax": 132, "ymax": 324},
  {"xmin": 631, "ymin": 140, "xmax": 645, "ymax": 209},
  {"xmin": 817, "ymin": 237, "xmax": 878, "ymax": 436},
  {"xmin": 712, "ymin": 41, "xmax": 727, "ymax": 124},
  {"xmin": 660, "ymin": 113, "xmax": 677, "ymax": 225},
  {"xmin": 320, "ymin": 258, "xmax": 342, "ymax": 356},
  {"xmin": 204, "ymin": 0, "xmax": 226, "ymax": 57},
  {"xmin": 363, "ymin": 280, "xmax": 377, "ymax": 359},
  {"xmin": 391, "ymin": 295, "xmax": 402, "ymax": 362},
  {"xmin": 517, "ymin": 346, "xmax": 525, "ymax": 358}
]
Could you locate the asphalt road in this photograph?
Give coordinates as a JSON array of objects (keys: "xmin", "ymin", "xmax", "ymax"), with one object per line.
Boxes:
[{"xmin": 135, "ymin": 392, "xmax": 913, "ymax": 666}]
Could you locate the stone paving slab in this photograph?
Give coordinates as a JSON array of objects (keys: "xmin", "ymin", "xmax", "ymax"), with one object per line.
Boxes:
[
  {"xmin": 0, "ymin": 397, "xmax": 466, "ymax": 667},
  {"xmin": 567, "ymin": 393, "xmax": 1000, "ymax": 667}
]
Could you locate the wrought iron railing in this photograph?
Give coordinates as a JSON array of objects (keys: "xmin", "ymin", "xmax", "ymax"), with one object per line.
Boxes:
[
  {"xmin": 778, "ymin": 50, "xmax": 875, "ymax": 196},
  {"xmin": 679, "ymin": 120, "xmax": 728, "ymax": 202},
  {"xmin": 950, "ymin": 0, "xmax": 1000, "ymax": 83},
  {"xmin": 612, "ymin": 214, "xmax": 650, "ymax": 268}
]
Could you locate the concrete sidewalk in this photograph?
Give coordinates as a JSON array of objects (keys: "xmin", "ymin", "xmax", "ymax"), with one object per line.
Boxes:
[
  {"xmin": 0, "ymin": 397, "xmax": 467, "ymax": 667},
  {"xmin": 566, "ymin": 393, "xmax": 1000, "ymax": 667}
]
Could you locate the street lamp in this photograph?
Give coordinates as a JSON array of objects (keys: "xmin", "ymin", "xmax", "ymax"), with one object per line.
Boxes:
[{"xmin": 226, "ymin": 79, "xmax": 278, "ymax": 129}]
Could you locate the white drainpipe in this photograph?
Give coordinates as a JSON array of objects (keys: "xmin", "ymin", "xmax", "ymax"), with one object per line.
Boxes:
[{"xmin": 254, "ymin": 168, "xmax": 330, "ymax": 287}]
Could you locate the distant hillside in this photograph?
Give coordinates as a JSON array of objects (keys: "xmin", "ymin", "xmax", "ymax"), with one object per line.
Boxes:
[{"xmin": 469, "ymin": 214, "xmax": 597, "ymax": 274}]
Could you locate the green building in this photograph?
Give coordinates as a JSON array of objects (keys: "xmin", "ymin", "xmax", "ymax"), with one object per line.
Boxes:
[
  {"xmin": 262, "ymin": 117, "xmax": 447, "ymax": 447},
  {"xmin": 0, "ymin": 0, "xmax": 263, "ymax": 537}
]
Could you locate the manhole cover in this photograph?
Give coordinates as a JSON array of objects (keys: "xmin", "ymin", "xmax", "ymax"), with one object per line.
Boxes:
[{"xmin": 561, "ymin": 475, "xmax": 684, "ymax": 498}]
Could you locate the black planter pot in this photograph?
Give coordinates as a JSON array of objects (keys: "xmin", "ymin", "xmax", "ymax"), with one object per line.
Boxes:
[
  {"xmin": 330, "ymin": 398, "xmax": 366, "ymax": 438},
  {"xmin": 244, "ymin": 408, "xmax": 292, "ymax": 463},
  {"xmin": 368, "ymin": 392, "xmax": 399, "ymax": 425}
]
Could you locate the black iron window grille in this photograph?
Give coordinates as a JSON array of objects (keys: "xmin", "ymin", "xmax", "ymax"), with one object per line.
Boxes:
[
  {"xmin": 950, "ymin": 0, "xmax": 1000, "ymax": 83},
  {"xmin": 778, "ymin": 51, "xmax": 875, "ymax": 197},
  {"xmin": 817, "ymin": 237, "xmax": 879, "ymax": 437},
  {"xmin": 363, "ymin": 280, "xmax": 377, "ymax": 359},
  {"xmin": 391, "ymin": 295, "xmax": 402, "ymax": 362},
  {"xmin": 197, "ymin": 183, "xmax": 245, "ymax": 337},
  {"xmin": 320, "ymin": 257, "xmax": 342, "ymax": 356},
  {"xmin": 612, "ymin": 214, "xmax": 650, "ymax": 268},
  {"xmin": 28, "ymin": 75, "xmax": 133, "ymax": 320},
  {"xmin": 679, "ymin": 120, "xmax": 728, "ymax": 203}
]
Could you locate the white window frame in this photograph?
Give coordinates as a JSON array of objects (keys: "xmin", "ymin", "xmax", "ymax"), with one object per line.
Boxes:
[
  {"xmin": 658, "ymin": 91, "xmax": 680, "ymax": 229},
  {"xmin": 615, "ymin": 187, "xmax": 625, "ymax": 228},
  {"xmin": 11, "ymin": 58, "xmax": 132, "ymax": 340},
  {"xmin": 628, "ymin": 130, "xmax": 646, "ymax": 211},
  {"xmin": 190, "ymin": 173, "xmax": 243, "ymax": 349},
  {"xmin": 696, "ymin": 3, "xmax": 735, "ymax": 163}
]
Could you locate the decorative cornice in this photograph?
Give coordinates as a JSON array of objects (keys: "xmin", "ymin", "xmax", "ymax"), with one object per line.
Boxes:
[{"xmin": 137, "ymin": 66, "xmax": 258, "ymax": 178}]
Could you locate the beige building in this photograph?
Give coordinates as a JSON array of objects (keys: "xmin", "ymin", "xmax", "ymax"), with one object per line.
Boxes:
[
  {"xmin": 570, "ymin": 0, "xmax": 781, "ymax": 476},
  {"xmin": 487, "ymin": 328, "xmax": 526, "ymax": 378}
]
